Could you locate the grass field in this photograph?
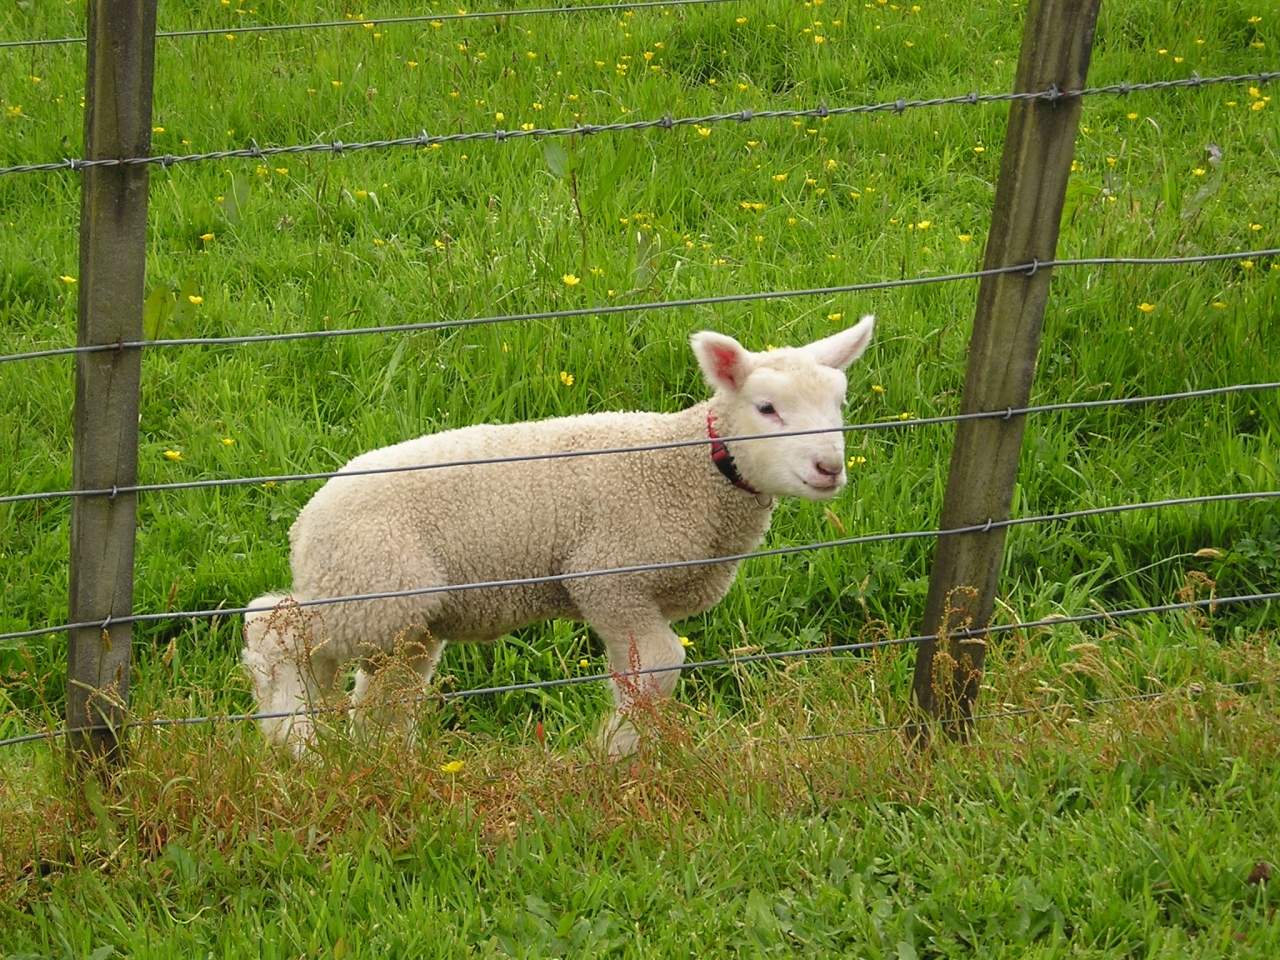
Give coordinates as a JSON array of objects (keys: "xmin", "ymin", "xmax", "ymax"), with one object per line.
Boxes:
[{"xmin": 1, "ymin": 0, "xmax": 1278, "ymax": 954}]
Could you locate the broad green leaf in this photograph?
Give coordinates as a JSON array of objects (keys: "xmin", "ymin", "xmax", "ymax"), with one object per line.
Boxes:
[
  {"xmin": 142, "ymin": 284, "xmax": 175, "ymax": 341},
  {"xmin": 543, "ymin": 142, "xmax": 570, "ymax": 179}
]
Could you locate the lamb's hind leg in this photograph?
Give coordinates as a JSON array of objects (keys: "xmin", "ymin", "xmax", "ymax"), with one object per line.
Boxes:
[{"xmin": 573, "ymin": 594, "xmax": 686, "ymax": 757}]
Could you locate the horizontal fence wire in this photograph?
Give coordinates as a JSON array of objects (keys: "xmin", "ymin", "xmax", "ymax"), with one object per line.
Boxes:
[
  {"xmin": 3, "ymin": 248, "xmax": 1278, "ymax": 366},
  {"xmin": 796, "ymin": 679, "xmax": 1269, "ymax": 743},
  {"xmin": 1, "ymin": 72, "xmax": 1275, "ymax": 177},
  {"xmin": 1, "ymin": 593, "xmax": 1274, "ymax": 750},
  {"xmin": 0, "ymin": 0, "xmax": 745, "ymax": 50},
  {"xmin": 1, "ymin": 490, "xmax": 1276, "ymax": 644},
  {"xmin": 3, "ymin": 380, "xmax": 1278, "ymax": 507}
]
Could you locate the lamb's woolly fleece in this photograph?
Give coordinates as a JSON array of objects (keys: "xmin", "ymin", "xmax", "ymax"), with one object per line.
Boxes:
[{"xmin": 244, "ymin": 318, "xmax": 874, "ymax": 754}]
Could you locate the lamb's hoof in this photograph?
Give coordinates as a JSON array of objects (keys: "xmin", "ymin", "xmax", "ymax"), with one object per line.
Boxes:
[{"xmin": 600, "ymin": 714, "xmax": 640, "ymax": 758}]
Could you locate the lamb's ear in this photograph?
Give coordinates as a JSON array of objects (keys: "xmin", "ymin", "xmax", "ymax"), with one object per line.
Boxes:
[
  {"xmin": 691, "ymin": 331, "xmax": 754, "ymax": 392},
  {"xmin": 803, "ymin": 314, "xmax": 875, "ymax": 370}
]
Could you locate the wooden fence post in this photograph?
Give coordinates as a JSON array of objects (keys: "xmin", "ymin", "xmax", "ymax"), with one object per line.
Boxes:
[
  {"xmin": 910, "ymin": 0, "xmax": 1102, "ymax": 734},
  {"xmin": 66, "ymin": 0, "xmax": 158, "ymax": 761}
]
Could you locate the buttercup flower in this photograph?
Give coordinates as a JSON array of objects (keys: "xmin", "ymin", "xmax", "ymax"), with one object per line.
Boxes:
[
  {"xmin": 562, "ymin": 274, "xmax": 580, "ymax": 286},
  {"xmin": 440, "ymin": 760, "xmax": 465, "ymax": 774}
]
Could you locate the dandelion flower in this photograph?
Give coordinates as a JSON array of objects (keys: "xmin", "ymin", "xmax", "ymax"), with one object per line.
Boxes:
[
  {"xmin": 439, "ymin": 760, "xmax": 465, "ymax": 774},
  {"xmin": 163, "ymin": 450, "xmax": 183, "ymax": 462},
  {"xmin": 559, "ymin": 370, "xmax": 575, "ymax": 386},
  {"xmin": 1138, "ymin": 302, "xmax": 1156, "ymax": 313},
  {"xmin": 562, "ymin": 274, "xmax": 581, "ymax": 286}
]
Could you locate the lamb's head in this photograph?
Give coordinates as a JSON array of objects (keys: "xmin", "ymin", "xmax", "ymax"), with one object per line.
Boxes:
[{"xmin": 692, "ymin": 316, "xmax": 874, "ymax": 501}]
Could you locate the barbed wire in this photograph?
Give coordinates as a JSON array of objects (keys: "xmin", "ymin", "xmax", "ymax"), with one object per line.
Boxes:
[
  {"xmin": 0, "ymin": 0, "xmax": 743, "ymax": 50},
  {"xmin": 1, "ymin": 72, "xmax": 1274, "ymax": 178},
  {"xmin": 795, "ymin": 679, "xmax": 1268, "ymax": 743},
  {"xmin": 1, "ymin": 490, "xmax": 1274, "ymax": 644},
  {"xmin": 2, "ymin": 380, "xmax": 1277, "ymax": 507},
  {"xmin": 3, "ymin": 247, "xmax": 1277, "ymax": 367},
  {"xmin": 0, "ymin": 594, "xmax": 1273, "ymax": 750}
]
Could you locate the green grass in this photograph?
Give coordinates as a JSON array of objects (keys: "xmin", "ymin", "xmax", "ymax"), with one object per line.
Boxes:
[{"xmin": 1, "ymin": 0, "xmax": 1278, "ymax": 954}]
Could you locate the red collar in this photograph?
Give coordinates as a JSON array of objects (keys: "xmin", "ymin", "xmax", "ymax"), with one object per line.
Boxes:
[{"xmin": 707, "ymin": 414, "xmax": 761, "ymax": 495}]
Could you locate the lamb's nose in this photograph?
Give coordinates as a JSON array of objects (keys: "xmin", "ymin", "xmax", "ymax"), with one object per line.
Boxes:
[{"xmin": 814, "ymin": 460, "xmax": 842, "ymax": 478}]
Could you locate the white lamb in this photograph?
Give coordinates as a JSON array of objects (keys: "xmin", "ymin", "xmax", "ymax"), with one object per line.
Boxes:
[{"xmin": 243, "ymin": 316, "xmax": 874, "ymax": 755}]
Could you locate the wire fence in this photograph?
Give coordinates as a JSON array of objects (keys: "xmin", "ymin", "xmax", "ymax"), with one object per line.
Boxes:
[
  {"xmin": 1, "ymin": 594, "xmax": 1273, "ymax": 750},
  {"xmin": 2, "ymin": 489, "xmax": 1275, "ymax": 645},
  {"xmin": 2, "ymin": 72, "xmax": 1276, "ymax": 178},
  {"xmin": 1, "ymin": 248, "xmax": 1276, "ymax": 367},
  {"xmin": 2, "ymin": 1, "xmax": 1277, "ymax": 759},
  {"xmin": 3, "ymin": 379, "xmax": 1278, "ymax": 507},
  {"xmin": 0, "ymin": 0, "xmax": 746, "ymax": 50}
]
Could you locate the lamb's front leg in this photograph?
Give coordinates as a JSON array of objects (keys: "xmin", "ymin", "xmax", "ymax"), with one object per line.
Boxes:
[{"xmin": 578, "ymin": 600, "xmax": 687, "ymax": 757}]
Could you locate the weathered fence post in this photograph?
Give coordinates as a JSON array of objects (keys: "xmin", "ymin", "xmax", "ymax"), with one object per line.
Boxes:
[
  {"xmin": 66, "ymin": 0, "xmax": 158, "ymax": 761},
  {"xmin": 910, "ymin": 0, "xmax": 1102, "ymax": 734}
]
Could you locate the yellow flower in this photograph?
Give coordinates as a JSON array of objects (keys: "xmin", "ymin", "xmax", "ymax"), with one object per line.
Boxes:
[
  {"xmin": 439, "ymin": 760, "xmax": 465, "ymax": 774},
  {"xmin": 407, "ymin": 61, "xmax": 418, "ymax": 67},
  {"xmin": 221, "ymin": 437, "xmax": 235, "ymax": 446},
  {"xmin": 847, "ymin": 455, "xmax": 867, "ymax": 467},
  {"xmin": 958, "ymin": 234, "xmax": 973, "ymax": 242},
  {"xmin": 696, "ymin": 126, "xmax": 711, "ymax": 137},
  {"xmin": 826, "ymin": 159, "xmax": 838, "ymax": 170},
  {"xmin": 815, "ymin": 35, "xmax": 826, "ymax": 43},
  {"xmin": 1192, "ymin": 168, "xmax": 1206, "ymax": 176},
  {"xmin": 972, "ymin": 145, "xmax": 985, "ymax": 153},
  {"xmin": 562, "ymin": 274, "xmax": 580, "ymax": 286},
  {"xmin": 1138, "ymin": 302, "xmax": 1155, "ymax": 313},
  {"xmin": 589, "ymin": 266, "xmax": 605, "ymax": 277},
  {"xmin": 199, "ymin": 232, "xmax": 215, "ymax": 241},
  {"xmin": 163, "ymin": 450, "xmax": 183, "ymax": 462},
  {"xmin": 331, "ymin": 80, "xmax": 342, "ymax": 88},
  {"xmin": 275, "ymin": 167, "xmax": 288, "ymax": 175},
  {"xmin": 1126, "ymin": 112, "xmax": 1138, "ymax": 120},
  {"xmin": 495, "ymin": 112, "xmax": 504, "ymax": 121},
  {"xmin": 521, "ymin": 123, "xmax": 534, "ymax": 131},
  {"xmin": 736, "ymin": 16, "xmax": 746, "ymax": 23},
  {"xmin": 1250, "ymin": 223, "xmax": 1263, "ymax": 231},
  {"xmin": 898, "ymin": 412, "xmax": 913, "ymax": 421},
  {"xmin": 679, "ymin": 636, "xmax": 693, "ymax": 648},
  {"xmin": 559, "ymin": 370, "xmax": 575, "ymax": 386},
  {"xmin": 579, "ymin": 658, "xmax": 590, "ymax": 667},
  {"xmin": 261, "ymin": 480, "xmax": 277, "ymax": 489},
  {"xmin": 152, "ymin": 126, "xmax": 164, "ymax": 133},
  {"xmin": 373, "ymin": 238, "xmax": 385, "ymax": 246},
  {"xmin": 1251, "ymin": 100, "xmax": 1267, "ymax": 111},
  {"xmin": 527, "ymin": 51, "xmax": 537, "ymax": 59},
  {"xmin": 188, "ymin": 295, "xmax": 203, "ymax": 305},
  {"xmin": 872, "ymin": 384, "xmax": 885, "ymax": 393},
  {"xmin": 772, "ymin": 173, "xmax": 788, "ymax": 182},
  {"xmin": 1212, "ymin": 301, "xmax": 1226, "ymax": 309},
  {"xmin": 355, "ymin": 189, "xmax": 369, "ymax": 199},
  {"xmin": 1241, "ymin": 260, "xmax": 1254, "ymax": 269},
  {"xmin": 60, "ymin": 275, "xmax": 77, "ymax": 284},
  {"xmin": 916, "ymin": 220, "xmax": 931, "ymax": 230},
  {"xmin": 430, "ymin": 20, "xmax": 443, "ymax": 27}
]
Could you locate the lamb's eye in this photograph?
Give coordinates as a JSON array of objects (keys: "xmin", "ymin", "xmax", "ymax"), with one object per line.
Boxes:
[{"xmin": 757, "ymin": 402, "xmax": 777, "ymax": 416}]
